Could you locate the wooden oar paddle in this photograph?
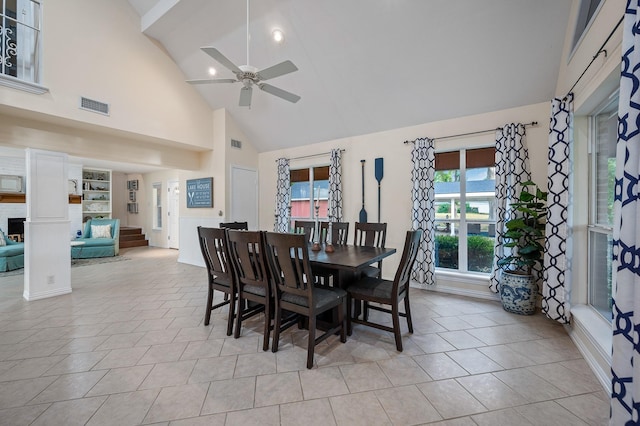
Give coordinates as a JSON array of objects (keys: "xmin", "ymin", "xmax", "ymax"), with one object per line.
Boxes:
[
  {"xmin": 359, "ymin": 160, "xmax": 367, "ymax": 223},
  {"xmin": 375, "ymin": 158, "xmax": 383, "ymax": 222}
]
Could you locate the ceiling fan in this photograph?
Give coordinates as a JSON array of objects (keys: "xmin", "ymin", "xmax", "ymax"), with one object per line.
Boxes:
[{"xmin": 186, "ymin": 0, "xmax": 300, "ymax": 107}]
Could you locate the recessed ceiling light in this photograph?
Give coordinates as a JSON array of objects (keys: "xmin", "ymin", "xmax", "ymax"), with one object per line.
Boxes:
[
  {"xmin": 272, "ymin": 29, "xmax": 284, "ymax": 44},
  {"xmin": 208, "ymin": 67, "xmax": 217, "ymax": 76}
]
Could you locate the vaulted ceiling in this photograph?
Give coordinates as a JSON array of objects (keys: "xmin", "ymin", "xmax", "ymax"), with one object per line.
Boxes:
[{"xmin": 127, "ymin": 0, "xmax": 572, "ymax": 152}]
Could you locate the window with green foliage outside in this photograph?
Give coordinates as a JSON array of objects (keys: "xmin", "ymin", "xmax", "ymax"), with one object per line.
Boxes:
[
  {"xmin": 588, "ymin": 93, "xmax": 616, "ymax": 321},
  {"xmin": 435, "ymin": 147, "xmax": 496, "ymax": 274}
]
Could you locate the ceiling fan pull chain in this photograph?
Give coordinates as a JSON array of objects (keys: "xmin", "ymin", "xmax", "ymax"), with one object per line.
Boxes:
[{"xmin": 246, "ymin": 0, "xmax": 250, "ymax": 66}]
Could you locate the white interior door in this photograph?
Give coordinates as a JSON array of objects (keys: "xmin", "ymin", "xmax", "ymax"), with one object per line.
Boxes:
[
  {"xmin": 167, "ymin": 180, "xmax": 180, "ymax": 249},
  {"xmin": 231, "ymin": 166, "xmax": 258, "ymax": 230}
]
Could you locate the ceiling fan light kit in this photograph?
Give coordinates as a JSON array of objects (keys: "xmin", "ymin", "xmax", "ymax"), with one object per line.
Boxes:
[
  {"xmin": 186, "ymin": 0, "xmax": 300, "ymax": 108},
  {"xmin": 272, "ymin": 29, "xmax": 285, "ymax": 43}
]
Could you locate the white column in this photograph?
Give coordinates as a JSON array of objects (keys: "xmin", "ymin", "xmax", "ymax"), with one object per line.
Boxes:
[{"xmin": 23, "ymin": 149, "xmax": 71, "ymax": 301}]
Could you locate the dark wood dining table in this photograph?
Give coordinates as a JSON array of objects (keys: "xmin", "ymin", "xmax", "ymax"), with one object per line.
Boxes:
[{"xmin": 307, "ymin": 244, "xmax": 397, "ymax": 288}]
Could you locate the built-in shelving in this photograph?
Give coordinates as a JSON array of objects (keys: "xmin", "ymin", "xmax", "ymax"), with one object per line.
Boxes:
[{"xmin": 82, "ymin": 168, "xmax": 111, "ymax": 220}]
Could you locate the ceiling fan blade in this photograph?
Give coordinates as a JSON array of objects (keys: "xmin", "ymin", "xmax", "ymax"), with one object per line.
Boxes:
[
  {"xmin": 258, "ymin": 83, "xmax": 301, "ymax": 103},
  {"xmin": 257, "ymin": 60, "xmax": 298, "ymax": 81},
  {"xmin": 186, "ymin": 78, "xmax": 237, "ymax": 85},
  {"xmin": 201, "ymin": 47, "xmax": 243, "ymax": 74},
  {"xmin": 239, "ymin": 86, "xmax": 253, "ymax": 107}
]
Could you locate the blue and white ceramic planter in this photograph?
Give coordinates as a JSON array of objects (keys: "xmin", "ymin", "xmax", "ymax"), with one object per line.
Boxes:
[{"xmin": 499, "ymin": 271, "xmax": 536, "ymax": 315}]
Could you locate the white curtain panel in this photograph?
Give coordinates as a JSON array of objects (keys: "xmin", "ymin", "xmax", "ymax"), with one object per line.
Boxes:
[
  {"xmin": 274, "ymin": 158, "xmax": 291, "ymax": 232},
  {"xmin": 328, "ymin": 149, "xmax": 343, "ymax": 222},
  {"xmin": 411, "ymin": 138, "xmax": 435, "ymax": 285},
  {"xmin": 611, "ymin": 3, "xmax": 640, "ymax": 423},
  {"xmin": 489, "ymin": 123, "xmax": 531, "ymax": 293},
  {"xmin": 542, "ymin": 95, "xmax": 573, "ymax": 324}
]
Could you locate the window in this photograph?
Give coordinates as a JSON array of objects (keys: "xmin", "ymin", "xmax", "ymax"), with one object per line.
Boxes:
[
  {"xmin": 570, "ymin": 0, "xmax": 604, "ymax": 56},
  {"xmin": 434, "ymin": 147, "xmax": 496, "ymax": 274},
  {"xmin": 290, "ymin": 166, "xmax": 329, "ymax": 226},
  {"xmin": 588, "ymin": 93, "xmax": 616, "ymax": 320},
  {"xmin": 0, "ymin": 0, "xmax": 41, "ymax": 85},
  {"xmin": 153, "ymin": 182, "xmax": 162, "ymax": 229}
]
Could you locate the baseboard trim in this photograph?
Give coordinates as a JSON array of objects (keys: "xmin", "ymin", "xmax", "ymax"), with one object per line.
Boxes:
[
  {"xmin": 567, "ymin": 305, "xmax": 612, "ymax": 393},
  {"xmin": 413, "ymin": 281, "xmax": 500, "ymax": 301},
  {"xmin": 23, "ymin": 287, "xmax": 72, "ymax": 301}
]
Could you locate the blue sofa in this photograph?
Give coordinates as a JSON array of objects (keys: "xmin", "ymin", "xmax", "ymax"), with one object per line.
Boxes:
[
  {"xmin": 72, "ymin": 218, "xmax": 120, "ymax": 259},
  {"xmin": 0, "ymin": 232, "xmax": 24, "ymax": 271}
]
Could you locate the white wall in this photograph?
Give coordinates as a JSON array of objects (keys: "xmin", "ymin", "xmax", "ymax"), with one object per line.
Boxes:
[
  {"xmin": 177, "ymin": 109, "xmax": 260, "ymax": 265},
  {"xmin": 0, "ymin": 0, "xmax": 213, "ymax": 150},
  {"xmin": 225, "ymin": 109, "xmax": 259, "ymax": 219},
  {"xmin": 102, "ymin": 108, "xmax": 259, "ymax": 260},
  {"xmin": 111, "ymin": 172, "xmax": 128, "ymax": 225},
  {"xmin": 0, "ymin": 0, "xmax": 213, "ymax": 175},
  {"xmin": 258, "ymin": 102, "xmax": 551, "ymax": 299}
]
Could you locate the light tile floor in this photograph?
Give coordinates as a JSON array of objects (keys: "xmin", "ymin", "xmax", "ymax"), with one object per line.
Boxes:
[{"xmin": 0, "ymin": 247, "xmax": 609, "ymax": 425}]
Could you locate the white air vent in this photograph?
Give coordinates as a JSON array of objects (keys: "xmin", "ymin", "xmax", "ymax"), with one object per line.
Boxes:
[
  {"xmin": 80, "ymin": 97, "xmax": 110, "ymax": 116},
  {"xmin": 231, "ymin": 139, "xmax": 242, "ymax": 149}
]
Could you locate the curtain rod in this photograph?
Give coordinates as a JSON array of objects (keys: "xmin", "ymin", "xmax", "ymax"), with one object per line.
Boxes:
[
  {"xmin": 403, "ymin": 121, "xmax": 538, "ymax": 144},
  {"xmin": 278, "ymin": 149, "xmax": 345, "ymax": 162},
  {"xmin": 564, "ymin": 15, "xmax": 624, "ymax": 99}
]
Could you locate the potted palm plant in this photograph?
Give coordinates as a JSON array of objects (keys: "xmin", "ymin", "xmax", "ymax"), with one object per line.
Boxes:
[{"xmin": 497, "ymin": 180, "xmax": 547, "ymax": 315}]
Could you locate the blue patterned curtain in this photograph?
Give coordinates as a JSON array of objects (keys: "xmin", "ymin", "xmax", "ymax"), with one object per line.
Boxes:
[
  {"xmin": 489, "ymin": 123, "xmax": 531, "ymax": 293},
  {"xmin": 411, "ymin": 138, "xmax": 435, "ymax": 285},
  {"xmin": 542, "ymin": 95, "xmax": 573, "ymax": 324},
  {"xmin": 328, "ymin": 149, "xmax": 343, "ymax": 222},
  {"xmin": 274, "ymin": 158, "xmax": 290, "ymax": 232},
  {"xmin": 611, "ymin": 3, "xmax": 640, "ymax": 423}
]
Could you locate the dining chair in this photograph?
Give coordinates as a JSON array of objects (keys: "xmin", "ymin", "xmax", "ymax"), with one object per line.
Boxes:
[
  {"xmin": 220, "ymin": 221, "xmax": 248, "ymax": 230},
  {"xmin": 293, "ymin": 220, "xmax": 316, "ymax": 242},
  {"xmin": 353, "ymin": 222, "xmax": 387, "ymax": 278},
  {"xmin": 346, "ymin": 229, "xmax": 422, "ymax": 351},
  {"xmin": 264, "ymin": 232, "xmax": 347, "ymax": 369},
  {"xmin": 315, "ymin": 221, "xmax": 350, "ymax": 285},
  {"xmin": 197, "ymin": 226, "xmax": 236, "ymax": 336},
  {"xmin": 320, "ymin": 221, "xmax": 349, "ymax": 245},
  {"xmin": 226, "ymin": 230, "xmax": 271, "ymax": 350}
]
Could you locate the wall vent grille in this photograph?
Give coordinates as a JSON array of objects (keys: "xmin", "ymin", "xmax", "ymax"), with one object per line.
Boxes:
[
  {"xmin": 231, "ymin": 139, "xmax": 242, "ymax": 149},
  {"xmin": 80, "ymin": 97, "xmax": 110, "ymax": 115}
]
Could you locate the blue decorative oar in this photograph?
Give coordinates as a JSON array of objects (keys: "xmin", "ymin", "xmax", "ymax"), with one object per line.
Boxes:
[
  {"xmin": 359, "ymin": 160, "xmax": 367, "ymax": 223},
  {"xmin": 375, "ymin": 158, "xmax": 384, "ymax": 223}
]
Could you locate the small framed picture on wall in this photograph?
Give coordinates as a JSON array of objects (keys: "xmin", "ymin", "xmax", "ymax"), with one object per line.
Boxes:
[
  {"xmin": 127, "ymin": 180, "xmax": 139, "ymax": 191},
  {"xmin": 129, "ymin": 191, "xmax": 136, "ymax": 202}
]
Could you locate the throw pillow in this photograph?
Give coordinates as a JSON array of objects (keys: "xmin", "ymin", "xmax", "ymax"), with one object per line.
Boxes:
[
  {"xmin": 91, "ymin": 224, "xmax": 112, "ymax": 239},
  {"xmin": 0, "ymin": 231, "xmax": 5, "ymax": 247}
]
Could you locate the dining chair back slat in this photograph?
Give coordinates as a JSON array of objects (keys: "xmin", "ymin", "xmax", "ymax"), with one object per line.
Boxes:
[
  {"xmin": 320, "ymin": 221, "xmax": 349, "ymax": 245},
  {"xmin": 353, "ymin": 222, "xmax": 387, "ymax": 248},
  {"xmin": 227, "ymin": 230, "xmax": 268, "ymax": 291},
  {"xmin": 354, "ymin": 222, "xmax": 387, "ymax": 279},
  {"xmin": 197, "ymin": 226, "xmax": 235, "ymax": 335},
  {"xmin": 265, "ymin": 233, "xmax": 313, "ymax": 297},
  {"xmin": 227, "ymin": 230, "xmax": 271, "ymax": 350},
  {"xmin": 293, "ymin": 220, "xmax": 316, "ymax": 242},
  {"xmin": 394, "ymin": 230, "xmax": 422, "ymax": 296}
]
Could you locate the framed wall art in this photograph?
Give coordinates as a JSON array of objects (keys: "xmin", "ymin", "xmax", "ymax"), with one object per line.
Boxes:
[{"xmin": 186, "ymin": 177, "xmax": 213, "ymax": 208}]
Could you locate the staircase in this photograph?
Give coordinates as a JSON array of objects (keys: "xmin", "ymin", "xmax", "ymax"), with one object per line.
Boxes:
[{"xmin": 119, "ymin": 226, "xmax": 149, "ymax": 249}]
